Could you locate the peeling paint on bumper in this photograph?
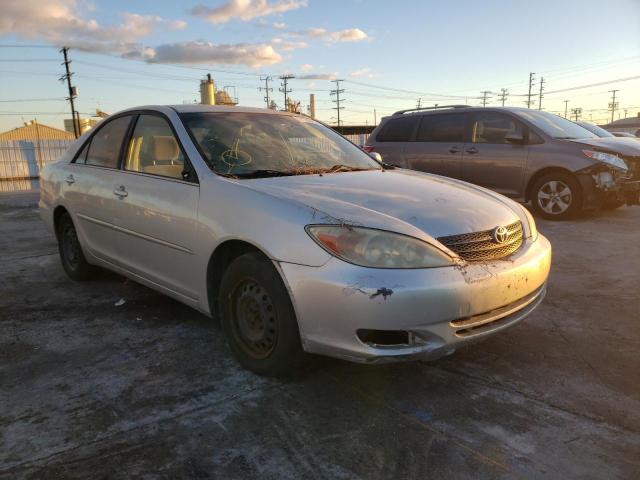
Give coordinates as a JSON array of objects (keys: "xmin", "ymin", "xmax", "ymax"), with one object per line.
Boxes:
[{"xmin": 280, "ymin": 234, "xmax": 552, "ymax": 363}]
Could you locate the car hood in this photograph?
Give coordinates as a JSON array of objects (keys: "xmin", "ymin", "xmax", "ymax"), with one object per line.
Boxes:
[
  {"xmin": 238, "ymin": 169, "xmax": 521, "ymax": 239},
  {"xmin": 567, "ymin": 137, "xmax": 640, "ymax": 157}
]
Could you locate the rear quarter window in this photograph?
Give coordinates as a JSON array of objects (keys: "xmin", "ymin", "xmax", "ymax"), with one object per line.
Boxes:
[{"xmin": 376, "ymin": 116, "xmax": 419, "ymax": 142}]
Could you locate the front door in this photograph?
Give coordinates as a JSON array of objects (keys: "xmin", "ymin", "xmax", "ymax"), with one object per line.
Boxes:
[
  {"xmin": 405, "ymin": 112, "xmax": 467, "ymax": 179},
  {"xmin": 113, "ymin": 114, "xmax": 201, "ymax": 302},
  {"xmin": 461, "ymin": 111, "xmax": 529, "ymax": 197},
  {"xmin": 65, "ymin": 115, "xmax": 133, "ymax": 264}
]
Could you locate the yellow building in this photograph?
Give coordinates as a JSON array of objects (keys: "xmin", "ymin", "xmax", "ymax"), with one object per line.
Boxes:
[{"xmin": 0, "ymin": 120, "xmax": 74, "ymax": 141}]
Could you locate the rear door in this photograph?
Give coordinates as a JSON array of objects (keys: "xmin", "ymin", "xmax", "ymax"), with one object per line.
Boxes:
[
  {"xmin": 405, "ymin": 112, "xmax": 467, "ymax": 179},
  {"xmin": 368, "ymin": 115, "xmax": 419, "ymax": 167},
  {"xmin": 462, "ymin": 111, "xmax": 528, "ymax": 196},
  {"xmin": 64, "ymin": 115, "xmax": 133, "ymax": 264},
  {"xmin": 113, "ymin": 113, "xmax": 201, "ymax": 302}
]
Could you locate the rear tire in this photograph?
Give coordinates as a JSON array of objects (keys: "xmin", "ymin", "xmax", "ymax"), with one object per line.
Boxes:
[
  {"xmin": 530, "ymin": 172, "xmax": 582, "ymax": 220},
  {"xmin": 56, "ymin": 212, "xmax": 96, "ymax": 281},
  {"xmin": 219, "ymin": 252, "xmax": 305, "ymax": 376}
]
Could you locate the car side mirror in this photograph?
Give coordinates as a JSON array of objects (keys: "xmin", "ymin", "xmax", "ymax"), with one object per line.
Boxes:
[
  {"xmin": 369, "ymin": 152, "xmax": 383, "ymax": 163},
  {"xmin": 505, "ymin": 132, "xmax": 525, "ymax": 144}
]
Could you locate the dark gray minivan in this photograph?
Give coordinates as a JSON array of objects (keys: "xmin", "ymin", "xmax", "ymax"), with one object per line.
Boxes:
[{"xmin": 365, "ymin": 106, "xmax": 640, "ymax": 219}]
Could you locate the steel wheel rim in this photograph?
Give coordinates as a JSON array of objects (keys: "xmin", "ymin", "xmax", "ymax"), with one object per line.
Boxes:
[
  {"xmin": 231, "ymin": 279, "xmax": 277, "ymax": 359},
  {"xmin": 62, "ymin": 224, "xmax": 81, "ymax": 269},
  {"xmin": 537, "ymin": 180, "xmax": 572, "ymax": 215}
]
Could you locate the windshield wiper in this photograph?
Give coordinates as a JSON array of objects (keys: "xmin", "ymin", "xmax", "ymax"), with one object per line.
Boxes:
[
  {"xmin": 224, "ymin": 169, "xmax": 297, "ymax": 178},
  {"xmin": 323, "ymin": 164, "xmax": 376, "ymax": 173}
]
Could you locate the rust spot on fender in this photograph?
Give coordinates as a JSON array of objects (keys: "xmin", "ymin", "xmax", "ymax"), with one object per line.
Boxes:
[{"xmin": 370, "ymin": 288, "xmax": 394, "ymax": 300}]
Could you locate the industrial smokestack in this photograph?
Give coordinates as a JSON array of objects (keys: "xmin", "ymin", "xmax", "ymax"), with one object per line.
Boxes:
[{"xmin": 200, "ymin": 74, "xmax": 216, "ymax": 106}]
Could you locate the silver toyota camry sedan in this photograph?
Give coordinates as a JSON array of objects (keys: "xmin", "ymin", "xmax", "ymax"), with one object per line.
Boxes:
[{"xmin": 40, "ymin": 105, "xmax": 551, "ymax": 375}]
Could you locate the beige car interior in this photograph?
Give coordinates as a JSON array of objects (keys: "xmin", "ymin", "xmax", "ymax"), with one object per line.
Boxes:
[
  {"xmin": 126, "ymin": 119, "xmax": 185, "ymax": 179},
  {"xmin": 473, "ymin": 118, "xmax": 520, "ymax": 144}
]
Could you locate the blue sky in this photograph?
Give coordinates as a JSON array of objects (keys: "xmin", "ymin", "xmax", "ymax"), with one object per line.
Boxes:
[{"xmin": 1, "ymin": 0, "xmax": 639, "ymax": 131}]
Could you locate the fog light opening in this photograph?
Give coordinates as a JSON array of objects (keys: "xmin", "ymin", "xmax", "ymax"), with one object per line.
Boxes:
[{"xmin": 357, "ymin": 329, "xmax": 420, "ymax": 347}]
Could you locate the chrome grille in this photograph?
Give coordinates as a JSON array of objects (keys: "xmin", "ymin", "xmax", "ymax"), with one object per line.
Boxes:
[{"xmin": 437, "ymin": 220, "xmax": 523, "ymax": 262}]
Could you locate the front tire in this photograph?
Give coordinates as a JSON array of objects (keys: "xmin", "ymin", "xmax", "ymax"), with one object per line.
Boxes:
[
  {"xmin": 530, "ymin": 172, "xmax": 582, "ymax": 220},
  {"xmin": 219, "ymin": 252, "xmax": 305, "ymax": 376},
  {"xmin": 56, "ymin": 212, "xmax": 96, "ymax": 280}
]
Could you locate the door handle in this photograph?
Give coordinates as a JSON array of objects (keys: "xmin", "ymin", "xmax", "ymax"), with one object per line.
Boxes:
[
  {"xmin": 465, "ymin": 147, "xmax": 479, "ymax": 154},
  {"xmin": 65, "ymin": 174, "xmax": 75, "ymax": 185},
  {"xmin": 448, "ymin": 147, "xmax": 460, "ymax": 154},
  {"xmin": 113, "ymin": 186, "xmax": 128, "ymax": 198}
]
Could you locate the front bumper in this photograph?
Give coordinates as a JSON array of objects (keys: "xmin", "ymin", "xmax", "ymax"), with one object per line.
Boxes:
[{"xmin": 279, "ymin": 234, "xmax": 552, "ymax": 363}]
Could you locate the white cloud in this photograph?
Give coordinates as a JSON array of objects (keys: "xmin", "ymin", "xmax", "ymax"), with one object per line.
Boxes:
[
  {"xmin": 191, "ymin": 0, "xmax": 307, "ymax": 24},
  {"xmin": 271, "ymin": 37, "xmax": 307, "ymax": 51},
  {"xmin": 299, "ymin": 27, "xmax": 368, "ymax": 42},
  {"xmin": 0, "ymin": 0, "xmax": 186, "ymax": 53},
  {"xmin": 298, "ymin": 73, "xmax": 338, "ymax": 80},
  {"xmin": 145, "ymin": 41, "xmax": 282, "ymax": 68},
  {"xmin": 272, "ymin": 22, "xmax": 287, "ymax": 29},
  {"xmin": 301, "ymin": 63, "xmax": 313, "ymax": 72},
  {"xmin": 350, "ymin": 68, "xmax": 375, "ymax": 79}
]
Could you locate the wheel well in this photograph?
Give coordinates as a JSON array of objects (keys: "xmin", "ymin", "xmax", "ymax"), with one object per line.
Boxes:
[
  {"xmin": 525, "ymin": 167, "xmax": 578, "ymax": 202},
  {"xmin": 206, "ymin": 240, "xmax": 266, "ymax": 317},
  {"xmin": 53, "ymin": 206, "xmax": 69, "ymax": 238}
]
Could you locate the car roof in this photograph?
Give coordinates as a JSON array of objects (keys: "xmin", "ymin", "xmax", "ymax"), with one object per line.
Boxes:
[
  {"xmin": 114, "ymin": 104, "xmax": 290, "ymax": 116},
  {"xmin": 392, "ymin": 106, "xmax": 535, "ymax": 117}
]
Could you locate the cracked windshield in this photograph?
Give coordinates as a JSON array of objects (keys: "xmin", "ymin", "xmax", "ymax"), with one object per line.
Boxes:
[{"xmin": 180, "ymin": 112, "xmax": 380, "ymax": 177}]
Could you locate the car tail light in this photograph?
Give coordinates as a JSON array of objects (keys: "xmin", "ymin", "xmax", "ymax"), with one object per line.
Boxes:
[{"xmin": 361, "ymin": 145, "xmax": 375, "ymax": 153}]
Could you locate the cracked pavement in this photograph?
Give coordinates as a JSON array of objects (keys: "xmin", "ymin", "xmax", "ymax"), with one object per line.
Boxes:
[{"xmin": 1, "ymin": 189, "xmax": 639, "ymax": 479}]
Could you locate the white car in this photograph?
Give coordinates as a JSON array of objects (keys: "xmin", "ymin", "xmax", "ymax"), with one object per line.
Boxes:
[{"xmin": 39, "ymin": 105, "xmax": 552, "ymax": 375}]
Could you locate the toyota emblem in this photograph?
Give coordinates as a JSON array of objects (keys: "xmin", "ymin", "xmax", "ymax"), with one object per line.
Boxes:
[{"xmin": 492, "ymin": 226, "xmax": 509, "ymax": 244}]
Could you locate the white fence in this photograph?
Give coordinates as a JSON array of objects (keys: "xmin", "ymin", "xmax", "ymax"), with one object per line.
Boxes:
[{"xmin": 0, "ymin": 140, "xmax": 73, "ymax": 180}]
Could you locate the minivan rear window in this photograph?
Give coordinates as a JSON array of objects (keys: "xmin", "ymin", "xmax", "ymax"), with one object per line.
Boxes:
[
  {"xmin": 416, "ymin": 114, "xmax": 465, "ymax": 142},
  {"xmin": 376, "ymin": 116, "xmax": 419, "ymax": 142}
]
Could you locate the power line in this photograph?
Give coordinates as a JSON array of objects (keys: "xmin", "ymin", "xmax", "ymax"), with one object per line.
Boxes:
[
  {"xmin": 544, "ymin": 75, "xmax": 640, "ymax": 95},
  {"xmin": 60, "ymin": 47, "xmax": 79, "ymax": 138},
  {"xmin": 609, "ymin": 89, "xmax": 619, "ymax": 123},
  {"xmin": 259, "ymin": 76, "xmax": 273, "ymax": 108},
  {"xmin": 497, "ymin": 88, "xmax": 509, "ymax": 106},
  {"xmin": 278, "ymin": 74, "xmax": 294, "ymax": 110},
  {"xmin": 0, "ymin": 97, "xmax": 66, "ymax": 102},
  {"xmin": 526, "ymin": 72, "xmax": 535, "ymax": 108},
  {"xmin": 538, "ymin": 76, "xmax": 545, "ymax": 110},
  {"xmin": 330, "ymin": 79, "xmax": 345, "ymax": 129}
]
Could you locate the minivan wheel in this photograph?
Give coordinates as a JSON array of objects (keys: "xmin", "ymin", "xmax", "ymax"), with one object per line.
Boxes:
[
  {"xmin": 530, "ymin": 173, "xmax": 582, "ymax": 220},
  {"xmin": 219, "ymin": 252, "xmax": 305, "ymax": 376},
  {"xmin": 57, "ymin": 212, "xmax": 96, "ymax": 280}
]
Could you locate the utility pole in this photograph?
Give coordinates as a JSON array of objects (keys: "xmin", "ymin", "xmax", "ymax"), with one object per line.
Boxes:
[
  {"xmin": 259, "ymin": 76, "xmax": 273, "ymax": 108},
  {"xmin": 60, "ymin": 47, "xmax": 79, "ymax": 138},
  {"xmin": 416, "ymin": 98, "xmax": 422, "ymax": 109},
  {"xmin": 537, "ymin": 76, "xmax": 545, "ymax": 110},
  {"xmin": 330, "ymin": 79, "xmax": 345, "ymax": 130},
  {"xmin": 279, "ymin": 74, "xmax": 294, "ymax": 111},
  {"xmin": 480, "ymin": 90, "xmax": 491, "ymax": 107},
  {"xmin": 564, "ymin": 100, "xmax": 569, "ymax": 118},
  {"xmin": 373, "ymin": 108, "xmax": 377, "ymax": 126},
  {"xmin": 571, "ymin": 107, "xmax": 582, "ymax": 122},
  {"xmin": 497, "ymin": 88, "xmax": 509, "ymax": 106},
  {"xmin": 608, "ymin": 89, "xmax": 619, "ymax": 123},
  {"xmin": 526, "ymin": 72, "xmax": 535, "ymax": 108}
]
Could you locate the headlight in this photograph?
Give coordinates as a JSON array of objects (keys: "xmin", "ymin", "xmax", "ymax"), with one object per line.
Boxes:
[
  {"xmin": 306, "ymin": 225, "xmax": 455, "ymax": 269},
  {"xmin": 520, "ymin": 204, "xmax": 538, "ymax": 241},
  {"xmin": 583, "ymin": 150, "xmax": 628, "ymax": 171}
]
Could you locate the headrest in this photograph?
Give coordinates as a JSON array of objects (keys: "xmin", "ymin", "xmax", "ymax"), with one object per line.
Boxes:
[{"xmin": 152, "ymin": 136, "xmax": 179, "ymax": 162}]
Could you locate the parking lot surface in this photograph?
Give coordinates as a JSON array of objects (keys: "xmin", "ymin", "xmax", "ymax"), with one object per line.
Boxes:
[{"xmin": 1, "ymin": 190, "xmax": 639, "ymax": 479}]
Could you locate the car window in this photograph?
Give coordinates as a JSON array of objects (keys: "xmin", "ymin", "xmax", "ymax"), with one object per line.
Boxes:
[
  {"xmin": 416, "ymin": 114, "xmax": 465, "ymax": 142},
  {"xmin": 472, "ymin": 112, "xmax": 523, "ymax": 144},
  {"xmin": 73, "ymin": 141, "xmax": 90, "ymax": 164},
  {"xmin": 376, "ymin": 116, "xmax": 419, "ymax": 142},
  {"xmin": 125, "ymin": 115, "xmax": 190, "ymax": 181},
  {"xmin": 85, "ymin": 116, "xmax": 131, "ymax": 168}
]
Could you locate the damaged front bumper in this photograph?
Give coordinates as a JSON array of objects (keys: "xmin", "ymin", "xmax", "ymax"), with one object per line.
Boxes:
[
  {"xmin": 578, "ymin": 163, "xmax": 640, "ymax": 207},
  {"xmin": 278, "ymin": 234, "xmax": 552, "ymax": 364}
]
